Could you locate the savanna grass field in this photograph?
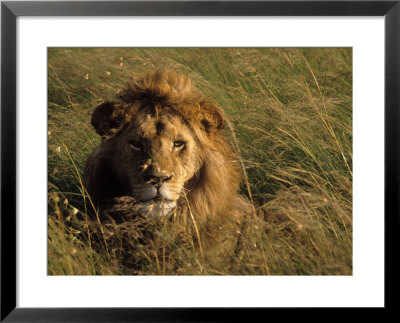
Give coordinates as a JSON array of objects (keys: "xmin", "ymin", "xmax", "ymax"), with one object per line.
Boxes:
[{"xmin": 48, "ymin": 48, "xmax": 352, "ymax": 275}]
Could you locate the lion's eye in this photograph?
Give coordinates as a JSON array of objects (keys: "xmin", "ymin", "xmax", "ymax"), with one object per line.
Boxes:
[
  {"xmin": 173, "ymin": 141, "xmax": 185, "ymax": 148},
  {"xmin": 129, "ymin": 140, "xmax": 142, "ymax": 152}
]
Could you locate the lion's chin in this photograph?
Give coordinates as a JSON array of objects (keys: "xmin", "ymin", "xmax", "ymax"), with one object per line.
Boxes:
[{"xmin": 138, "ymin": 199, "xmax": 177, "ymax": 217}]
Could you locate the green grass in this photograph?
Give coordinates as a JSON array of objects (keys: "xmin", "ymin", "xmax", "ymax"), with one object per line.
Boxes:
[{"xmin": 48, "ymin": 48, "xmax": 352, "ymax": 275}]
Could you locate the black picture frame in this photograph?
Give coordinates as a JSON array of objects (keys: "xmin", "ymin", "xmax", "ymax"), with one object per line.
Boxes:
[{"xmin": 1, "ymin": 1, "xmax": 399, "ymax": 321}]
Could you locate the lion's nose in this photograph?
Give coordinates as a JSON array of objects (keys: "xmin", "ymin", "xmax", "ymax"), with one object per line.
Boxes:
[{"xmin": 142, "ymin": 173, "xmax": 172, "ymax": 186}]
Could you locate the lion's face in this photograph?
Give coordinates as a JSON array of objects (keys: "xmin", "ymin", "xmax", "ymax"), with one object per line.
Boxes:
[{"xmin": 111, "ymin": 110, "xmax": 202, "ymax": 216}]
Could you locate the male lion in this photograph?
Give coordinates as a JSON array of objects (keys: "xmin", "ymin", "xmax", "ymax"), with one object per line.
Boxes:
[{"xmin": 85, "ymin": 70, "xmax": 248, "ymax": 223}]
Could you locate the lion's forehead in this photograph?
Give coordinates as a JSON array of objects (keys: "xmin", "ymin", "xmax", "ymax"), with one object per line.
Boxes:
[{"xmin": 133, "ymin": 113, "xmax": 191, "ymax": 141}]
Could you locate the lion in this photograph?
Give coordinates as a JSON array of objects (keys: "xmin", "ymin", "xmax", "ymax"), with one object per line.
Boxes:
[{"xmin": 84, "ymin": 70, "xmax": 249, "ymax": 224}]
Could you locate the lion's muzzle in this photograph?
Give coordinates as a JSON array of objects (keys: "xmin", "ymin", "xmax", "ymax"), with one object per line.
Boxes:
[
  {"xmin": 136, "ymin": 161, "xmax": 179, "ymax": 204},
  {"xmin": 132, "ymin": 177, "xmax": 181, "ymax": 213}
]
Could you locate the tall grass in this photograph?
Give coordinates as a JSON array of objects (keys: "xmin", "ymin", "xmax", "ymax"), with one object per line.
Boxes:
[{"xmin": 48, "ymin": 48, "xmax": 352, "ymax": 275}]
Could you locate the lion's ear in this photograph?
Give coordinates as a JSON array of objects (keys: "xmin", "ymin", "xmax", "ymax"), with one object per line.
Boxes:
[
  {"xmin": 199, "ymin": 101, "xmax": 224, "ymax": 134},
  {"xmin": 91, "ymin": 101, "xmax": 119, "ymax": 136}
]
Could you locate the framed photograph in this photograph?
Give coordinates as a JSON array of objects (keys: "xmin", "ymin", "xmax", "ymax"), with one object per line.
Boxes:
[{"xmin": 1, "ymin": 0, "xmax": 399, "ymax": 321}]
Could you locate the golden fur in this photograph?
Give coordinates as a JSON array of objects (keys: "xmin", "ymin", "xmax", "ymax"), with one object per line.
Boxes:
[{"xmin": 85, "ymin": 70, "xmax": 247, "ymax": 223}]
